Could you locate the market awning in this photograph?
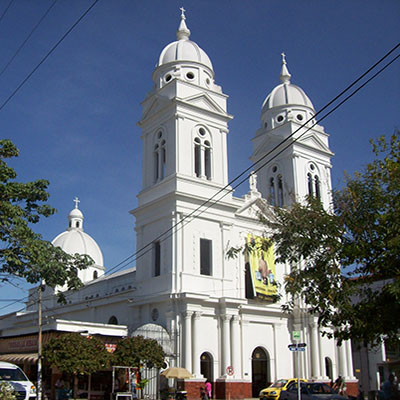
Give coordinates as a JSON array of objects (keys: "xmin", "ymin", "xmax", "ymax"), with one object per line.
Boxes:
[{"xmin": 0, "ymin": 353, "xmax": 38, "ymax": 364}]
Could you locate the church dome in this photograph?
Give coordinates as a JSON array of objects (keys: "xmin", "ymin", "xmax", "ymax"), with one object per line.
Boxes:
[
  {"xmin": 52, "ymin": 198, "xmax": 104, "ymax": 267},
  {"xmin": 157, "ymin": 9, "xmax": 213, "ymax": 72},
  {"xmin": 262, "ymin": 54, "xmax": 315, "ymax": 114}
]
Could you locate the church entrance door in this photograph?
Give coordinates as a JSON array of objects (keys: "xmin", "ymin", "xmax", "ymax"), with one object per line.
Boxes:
[{"xmin": 251, "ymin": 347, "xmax": 270, "ymax": 397}]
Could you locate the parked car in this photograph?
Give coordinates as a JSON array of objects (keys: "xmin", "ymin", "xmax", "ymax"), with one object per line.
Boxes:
[
  {"xmin": 279, "ymin": 382, "xmax": 348, "ymax": 400},
  {"xmin": 259, "ymin": 379, "xmax": 308, "ymax": 400},
  {"xmin": 0, "ymin": 361, "xmax": 36, "ymax": 400}
]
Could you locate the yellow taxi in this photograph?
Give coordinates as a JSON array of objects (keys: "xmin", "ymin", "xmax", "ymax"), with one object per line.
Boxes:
[{"xmin": 259, "ymin": 379, "xmax": 307, "ymax": 400}]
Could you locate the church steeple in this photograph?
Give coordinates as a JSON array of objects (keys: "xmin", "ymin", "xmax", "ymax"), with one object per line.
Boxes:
[{"xmin": 251, "ymin": 54, "xmax": 333, "ymax": 209}]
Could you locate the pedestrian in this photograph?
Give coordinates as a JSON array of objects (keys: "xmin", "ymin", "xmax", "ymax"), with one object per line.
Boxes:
[
  {"xmin": 205, "ymin": 380, "xmax": 212, "ymax": 400},
  {"xmin": 55, "ymin": 376, "xmax": 65, "ymax": 400},
  {"xmin": 382, "ymin": 374, "xmax": 396, "ymax": 400},
  {"xmin": 333, "ymin": 376, "xmax": 345, "ymax": 395}
]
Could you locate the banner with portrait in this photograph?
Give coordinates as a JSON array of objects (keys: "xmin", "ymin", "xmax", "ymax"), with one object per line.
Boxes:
[{"xmin": 246, "ymin": 235, "xmax": 277, "ymax": 300}]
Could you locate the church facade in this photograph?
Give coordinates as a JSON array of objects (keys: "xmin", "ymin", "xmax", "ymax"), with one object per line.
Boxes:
[{"xmin": 0, "ymin": 10, "xmax": 357, "ymax": 399}]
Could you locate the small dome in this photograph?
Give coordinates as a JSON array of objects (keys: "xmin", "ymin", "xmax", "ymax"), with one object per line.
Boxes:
[
  {"xmin": 262, "ymin": 53, "xmax": 314, "ymax": 114},
  {"xmin": 157, "ymin": 8, "xmax": 213, "ymax": 72},
  {"xmin": 52, "ymin": 230, "xmax": 104, "ymax": 267},
  {"xmin": 52, "ymin": 198, "xmax": 104, "ymax": 267}
]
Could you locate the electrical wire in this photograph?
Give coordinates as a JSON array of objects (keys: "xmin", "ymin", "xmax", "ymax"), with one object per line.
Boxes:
[
  {"xmin": 0, "ymin": 0, "xmax": 14, "ymax": 25},
  {"xmin": 1, "ymin": 41, "xmax": 399, "ymax": 313},
  {"xmin": 0, "ymin": 0, "xmax": 58, "ymax": 79},
  {"xmin": 104, "ymin": 42, "xmax": 400, "ymax": 278},
  {"xmin": 0, "ymin": 0, "xmax": 100, "ymax": 113}
]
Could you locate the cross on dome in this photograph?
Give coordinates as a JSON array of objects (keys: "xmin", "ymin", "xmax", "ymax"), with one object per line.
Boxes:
[
  {"xmin": 180, "ymin": 7, "xmax": 186, "ymax": 18},
  {"xmin": 177, "ymin": 7, "xmax": 190, "ymax": 40},
  {"xmin": 280, "ymin": 52, "xmax": 292, "ymax": 84},
  {"xmin": 73, "ymin": 197, "xmax": 80, "ymax": 209}
]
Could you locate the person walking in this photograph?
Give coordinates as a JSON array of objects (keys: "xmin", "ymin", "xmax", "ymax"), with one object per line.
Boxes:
[{"xmin": 205, "ymin": 380, "xmax": 212, "ymax": 400}]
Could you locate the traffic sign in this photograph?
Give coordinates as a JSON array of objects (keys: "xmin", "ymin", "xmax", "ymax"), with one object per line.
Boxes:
[{"xmin": 292, "ymin": 331, "xmax": 301, "ymax": 340}]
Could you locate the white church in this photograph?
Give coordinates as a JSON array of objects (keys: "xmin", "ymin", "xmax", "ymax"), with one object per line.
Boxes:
[{"xmin": 0, "ymin": 9, "xmax": 357, "ymax": 399}]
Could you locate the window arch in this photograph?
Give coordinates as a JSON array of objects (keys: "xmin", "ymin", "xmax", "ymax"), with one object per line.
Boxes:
[
  {"xmin": 268, "ymin": 166, "xmax": 284, "ymax": 207},
  {"xmin": 307, "ymin": 164, "xmax": 321, "ymax": 199},
  {"xmin": 108, "ymin": 316, "xmax": 118, "ymax": 325},
  {"xmin": 193, "ymin": 126, "xmax": 212, "ymax": 180},
  {"xmin": 93, "ymin": 271, "xmax": 98, "ymax": 280},
  {"xmin": 154, "ymin": 130, "xmax": 166, "ymax": 182},
  {"xmin": 325, "ymin": 357, "xmax": 333, "ymax": 380}
]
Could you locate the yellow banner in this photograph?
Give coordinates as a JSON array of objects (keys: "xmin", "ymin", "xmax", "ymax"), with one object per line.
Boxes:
[{"xmin": 247, "ymin": 235, "xmax": 277, "ymax": 299}]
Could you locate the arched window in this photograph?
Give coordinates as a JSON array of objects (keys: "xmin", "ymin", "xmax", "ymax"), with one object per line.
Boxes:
[
  {"xmin": 93, "ymin": 271, "xmax": 98, "ymax": 280},
  {"xmin": 268, "ymin": 166, "xmax": 284, "ymax": 207},
  {"xmin": 314, "ymin": 175, "xmax": 321, "ymax": 199},
  {"xmin": 307, "ymin": 165, "xmax": 321, "ymax": 200},
  {"xmin": 269, "ymin": 178, "xmax": 275, "ymax": 206},
  {"xmin": 154, "ymin": 131, "xmax": 166, "ymax": 182},
  {"xmin": 108, "ymin": 316, "xmax": 118, "ymax": 325},
  {"xmin": 308, "ymin": 173, "xmax": 313, "ymax": 196},
  {"xmin": 193, "ymin": 127, "xmax": 212, "ymax": 180},
  {"xmin": 277, "ymin": 176, "xmax": 284, "ymax": 207}
]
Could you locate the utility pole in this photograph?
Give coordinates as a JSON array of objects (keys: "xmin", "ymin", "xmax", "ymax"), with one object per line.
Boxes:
[{"xmin": 37, "ymin": 282, "xmax": 43, "ymax": 400}]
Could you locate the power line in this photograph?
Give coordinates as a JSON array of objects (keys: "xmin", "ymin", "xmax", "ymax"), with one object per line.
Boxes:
[
  {"xmin": 0, "ymin": 0, "xmax": 100, "ymax": 113},
  {"xmin": 0, "ymin": 0, "xmax": 58, "ymax": 79},
  {"xmin": 0, "ymin": 0, "xmax": 14, "ymax": 25},
  {"xmin": 104, "ymin": 42, "xmax": 400, "ymax": 278},
  {"xmin": 1, "ymin": 44, "xmax": 399, "ymax": 313}
]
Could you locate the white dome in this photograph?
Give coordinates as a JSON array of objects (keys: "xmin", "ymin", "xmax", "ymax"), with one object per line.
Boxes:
[
  {"xmin": 262, "ymin": 54, "xmax": 315, "ymax": 114},
  {"xmin": 52, "ymin": 199, "xmax": 104, "ymax": 267},
  {"xmin": 52, "ymin": 230, "xmax": 104, "ymax": 267},
  {"xmin": 157, "ymin": 9, "xmax": 213, "ymax": 72},
  {"xmin": 262, "ymin": 82, "xmax": 314, "ymax": 112},
  {"xmin": 158, "ymin": 39, "xmax": 213, "ymax": 71}
]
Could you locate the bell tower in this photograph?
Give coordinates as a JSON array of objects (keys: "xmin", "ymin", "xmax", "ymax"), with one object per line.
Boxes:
[
  {"xmin": 132, "ymin": 9, "xmax": 233, "ymax": 289},
  {"xmin": 251, "ymin": 54, "xmax": 334, "ymax": 209}
]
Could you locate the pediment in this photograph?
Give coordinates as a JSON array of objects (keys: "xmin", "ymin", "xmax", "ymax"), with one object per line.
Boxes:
[
  {"xmin": 235, "ymin": 195, "xmax": 274, "ymax": 221},
  {"xmin": 296, "ymin": 132, "xmax": 333, "ymax": 154},
  {"xmin": 181, "ymin": 92, "xmax": 226, "ymax": 115},
  {"xmin": 141, "ymin": 96, "xmax": 172, "ymax": 122}
]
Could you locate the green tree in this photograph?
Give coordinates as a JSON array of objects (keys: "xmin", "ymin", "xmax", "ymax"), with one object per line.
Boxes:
[
  {"xmin": 230, "ymin": 133, "xmax": 400, "ymax": 346},
  {"xmin": 43, "ymin": 333, "xmax": 111, "ymax": 398},
  {"xmin": 112, "ymin": 336, "xmax": 165, "ymax": 395},
  {"xmin": 0, "ymin": 139, "xmax": 92, "ymax": 296},
  {"xmin": 112, "ymin": 336, "xmax": 165, "ymax": 369}
]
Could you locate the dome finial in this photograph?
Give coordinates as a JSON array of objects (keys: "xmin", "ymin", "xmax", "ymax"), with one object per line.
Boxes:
[
  {"xmin": 177, "ymin": 7, "xmax": 190, "ymax": 41},
  {"xmin": 73, "ymin": 196, "xmax": 80, "ymax": 209},
  {"xmin": 280, "ymin": 52, "xmax": 291, "ymax": 84}
]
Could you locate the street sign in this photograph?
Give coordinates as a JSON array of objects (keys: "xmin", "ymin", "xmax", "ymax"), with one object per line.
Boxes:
[
  {"xmin": 298, "ymin": 343, "xmax": 307, "ymax": 348},
  {"xmin": 288, "ymin": 343, "xmax": 307, "ymax": 351},
  {"xmin": 292, "ymin": 331, "xmax": 301, "ymax": 340},
  {"xmin": 289, "ymin": 347, "xmax": 298, "ymax": 351},
  {"xmin": 226, "ymin": 366, "xmax": 234, "ymax": 376}
]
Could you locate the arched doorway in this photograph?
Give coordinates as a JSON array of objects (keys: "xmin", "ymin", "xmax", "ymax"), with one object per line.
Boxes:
[
  {"xmin": 200, "ymin": 352, "xmax": 213, "ymax": 382},
  {"xmin": 252, "ymin": 347, "xmax": 270, "ymax": 397},
  {"xmin": 325, "ymin": 357, "xmax": 333, "ymax": 380}
]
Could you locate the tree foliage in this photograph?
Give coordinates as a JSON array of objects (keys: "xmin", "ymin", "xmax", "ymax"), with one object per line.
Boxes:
[
  {"xmin": 0, "ymin": 382, "xmax": 17, "ymax": 400},
  {"xmin": 43, "ymin": 333, "xmax": 110, "ymax": 398},
  {"xmin": 0, "ymin": 140, "xmax": 92, "ymax": 295},
  {"xmin": 228, "ymin": 133, "xmax": 400, "ymax": 346},
  {"xmin": 112, "ymin": 336, "xmax": 165, "ymax": 369},
  {"xmin": 263, "ymin": 133, "xmax": 400, "ymax": 346}
]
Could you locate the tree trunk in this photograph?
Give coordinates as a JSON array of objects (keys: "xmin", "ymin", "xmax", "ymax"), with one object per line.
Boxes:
[
  {"xmin": 73, "ymin": 374, "xmax": 78, "ymax": 399},
  {"xmin": 88, "ymin": 373, "xmax": 91, "ymax": 400}
]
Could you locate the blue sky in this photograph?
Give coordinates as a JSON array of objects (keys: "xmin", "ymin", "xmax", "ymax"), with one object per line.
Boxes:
[{"xmin": 1, "ymin": 0, "xmax": 399, "ymax": 314}]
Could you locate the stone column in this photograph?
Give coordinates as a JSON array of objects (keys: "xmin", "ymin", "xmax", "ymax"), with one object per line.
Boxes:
[
  {"xmin": 230, "ymin": 315, "xmax": 241, "ymax": 378},
  {"xmin": 310, "ymin": 322, "xmax": 321, "ymax": 378},
  {"xmin": 221, "ymin": 314, "xmax": 231, "ymax": 376},
  {"xmin": 183, "ymin": 311, "xmax": 193, "ymax": 372},
  {"xmin": 192, "ymin": 312, "xmax": 202, "ymax": 377},
  {"xmin": 337, "ymin": 341, "xmax": 348, "ymax": 379},
  {"xmin": 345, "ymin": 340, "xmax": 355, "ymax": 379}
]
